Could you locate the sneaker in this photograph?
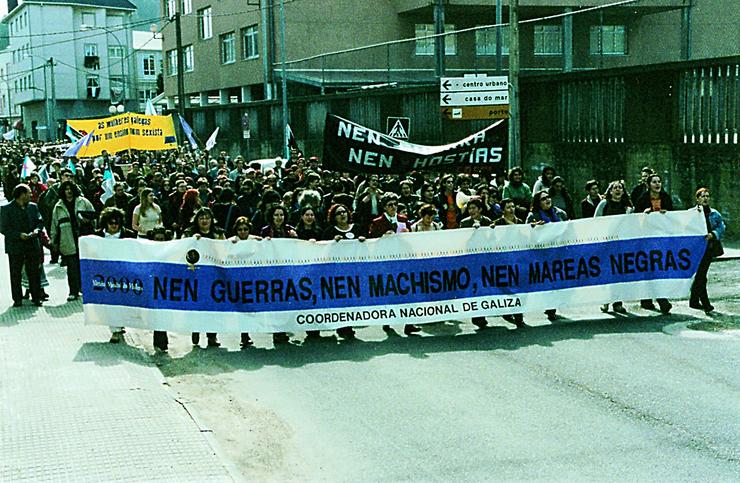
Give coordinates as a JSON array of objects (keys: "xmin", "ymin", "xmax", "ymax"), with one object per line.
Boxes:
[
  {"xmin": 403, "ymin": 324, "xmax": 421, "ymax": 335},
  {"xmin": 12, "ymin": 301, "xmax": 23, "ymax": 308},
  {"xmin": 207, "ymin": 336, "xmax": 220, "ymax": 348},
  {"xmin": 612, "ymin": 303, "xmax": 627, "ymax": 314},
  {"xmin": 640, "ymin": 300, "xmax": 657, "ymax": 310},
  {"xmin": 658, "ymin": 301, "xmax": 673, "ymax": 314},
  {"xmin": 336, "ymin": 327, "xmax": 356, "ymax": 339},
  {"xmin": 600, "ymin": 304, "xmax": 609, "ymax": 313},
  {"xmin": 512, "ymin": 314, "xmax": 527, "ymax": 328},
  {"xmin": 67, "ymin": 294, "xmax": 79, "ymax": 302},
  {"xmin": 240, "ymin": 333, "xmax": 252, "ymax": 349},
  {"xmin": 472, "ymin": 317, "xmax": 488, "ymax": 329},
  {"xmin": 273, "ymin": 332, "xmax": 290, "ymax": 344}
]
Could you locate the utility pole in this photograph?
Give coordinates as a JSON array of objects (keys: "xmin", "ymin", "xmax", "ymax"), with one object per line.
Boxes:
[
  {"xmin": 42, "ymin": 61, "xmax": 51, "ymax": 142},
  {"xmin": 174, "ymin": 11, "xmax": 186, "ymax": 137},
  {"xmin": 508, "ymin": 0, "xmax": 519, "ymax": 171},
  {"xmin": 49, "ymin": 58, "xmax": 57, "ymax": 141},
  {"xmin": 434, "ymin": 0, "xmax": 445, "ymax": 78},
  {"xmin": 495, "ymin": 0, "xmax": 503, "ymax": 75},
  {"xmin": 279, "ymin": 0, "xmax": 288, "ymax": 159}
]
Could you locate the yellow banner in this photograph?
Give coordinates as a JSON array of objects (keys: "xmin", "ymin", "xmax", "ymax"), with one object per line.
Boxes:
[{"xmin": 67, "ymin": 113, "xmax": 178, "ymax": 157}]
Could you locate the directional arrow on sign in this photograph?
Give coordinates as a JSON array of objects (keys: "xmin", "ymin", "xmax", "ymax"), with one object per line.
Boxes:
[
  {"xmin": 440, "ymin": 90, "xmax": 509, "ymax": 107},
  {"xmin": 440, "ymin": 75, "xmax": 508, "ymax": 92}
]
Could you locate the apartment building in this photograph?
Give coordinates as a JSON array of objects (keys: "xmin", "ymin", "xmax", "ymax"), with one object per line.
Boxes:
[
  {"xmin": 2, "ymin": 0, "xmax": 136, "ymax": 141},
  {"xmin": 159, "ymin": 0, "xmax": 738, "ymax": 109}
]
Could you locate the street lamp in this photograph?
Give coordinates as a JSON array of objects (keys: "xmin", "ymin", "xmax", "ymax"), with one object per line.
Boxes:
[
  {"xmin": 108, "ymin": 104, "xmax": 125, "ymax": 115},
  {"xmin": 81, "ymin": 24, "xmax": 128, "ymax": 106}
]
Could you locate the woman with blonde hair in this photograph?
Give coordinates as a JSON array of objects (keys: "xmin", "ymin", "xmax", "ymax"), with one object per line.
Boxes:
[{"xmin": 132, "ymin": 187, "xmax": 163, "ymax": 237}]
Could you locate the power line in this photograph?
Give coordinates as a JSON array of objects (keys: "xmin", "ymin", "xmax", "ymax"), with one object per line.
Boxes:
[
  {"xmin": 0, "ymin": 14, "xmax": 166, "ymax": 39},
  {"xmin": 281, "ymin": 0, "xmax": 642, "ymax": 66}
]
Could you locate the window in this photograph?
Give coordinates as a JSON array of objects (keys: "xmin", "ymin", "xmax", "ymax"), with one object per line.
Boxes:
[
  {"xmin": 82, "ymin": 12, "xmax": 96, "ymax": 27},
  {"xmin": 143, "ymin": 54, "xmax": 156, "ymax": 76},
  {"xmin": 165, "ymin": 0, "xmax": 176, "ymax": 18},
  {"xmin": 241, "ymin": 25, "xmax": 259, "ymax": 60},
  {"xmin": 87, "ymin": 75, "xmax": 100, "ymax": 98},
  {"xmin": 109, "ymin": 46, "xmax": 125, "ymax": 58},
  {"xmin": 590, "ymin": 25, "xmax": 626, "ymax": 55},
  {"xmin": 84, "ymin": 44, "xmax": 100, "ymax": 69},
  {"xmin": 220, "ymin": 32, "xmax": 235, "ymax": 64},
  {"xmin": 184, "ymin": 45, "xmax": 194, "ymax": 72},
  {"xmin": 415, "ymin": 24, "xmax": 456, "ymax": 56},
  {"xmin": 181, "ymin": 0, "xmax": 192, "ymax": 15},
  {"xmin": 199, "ymin": 7, "xmax": 212, "ymax": 39},
  {"xmin": 167, "ymin": 49, "xmax": 177, "ymax": 75},
  {"xmin": 476, "ymin": 26, "xmax": 509, "ymax": 56},
  {"xmin": 139, "ymin": 88, "xmax": 158, "ymax": 104},
  {"xmin": 110, "ymin": 76, "xmax": 124, "ymax": 101},
  {"xmin": 534, "ymin": 25, "xmax": 562, "ymax": 55}
]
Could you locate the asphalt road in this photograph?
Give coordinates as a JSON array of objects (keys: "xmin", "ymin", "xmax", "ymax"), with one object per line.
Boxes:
[{"xmin": 134, "ymin": 258, "xmax": 740, "ymax": 481}]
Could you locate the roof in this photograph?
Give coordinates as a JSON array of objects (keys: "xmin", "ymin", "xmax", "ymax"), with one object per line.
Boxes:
[
  {"xmin": 132, "ymin": 31, "xmax": 162, "ymax": 51},
  {"xmin": 10, "ymin": 0, "xmax": 136, "ymax": 15}
]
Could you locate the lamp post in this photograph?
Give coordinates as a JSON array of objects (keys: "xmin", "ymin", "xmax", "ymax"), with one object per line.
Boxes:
[{"xmin": 81, "ymin": 24, "xmax": 128, "ymax": 107}]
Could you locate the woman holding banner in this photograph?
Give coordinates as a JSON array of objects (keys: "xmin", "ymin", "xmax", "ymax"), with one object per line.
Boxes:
[
  {"xmin": 184, "ymin": 207, "xmax": 225, "ymax": 348},
  {"xmin": 261, "ymin": 205, "xmax": 297, "ymax": 344},
  {"xmin": 230, "ymin": 216, "xmax": 262, "ymax": 349},
  {"xmin": 526, "ymin": 190, "xmax": 568, "ymax": 321},
  {"xmin": 594, "ymin": 180, "xmax": 633, "ymax": 314},
  {"xmin": 689, "ymin": 188, "xmax": 725, "ymax": 313},
  {"xmin": 634, "ymin": 173, "xmax": 673, "ymax": 314}
]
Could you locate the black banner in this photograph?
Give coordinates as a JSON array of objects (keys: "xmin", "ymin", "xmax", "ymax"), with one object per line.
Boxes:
[{"xmin": 322, "ymin": 114, "xmax": 507, "ymax": 174}]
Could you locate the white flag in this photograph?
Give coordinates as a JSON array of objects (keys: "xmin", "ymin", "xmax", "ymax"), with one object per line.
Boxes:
[
  {"xmin": 100, "ymin": 168, "xmax": 116, "ymax": 204},
  {"xmin": 145, "ymin": 99, "xmax": 157, "ymax": 115},
  {"xmin": 205, "ymin": 127, "xmax": 219, "ymax": 151},
  {"xmin": 3, "ymin": 129, "xmax": 15, "ymax": 141}
]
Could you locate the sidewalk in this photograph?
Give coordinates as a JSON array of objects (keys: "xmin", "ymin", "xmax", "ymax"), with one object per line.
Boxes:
[{"xmin": 0, "ymin": 242, "xmax": 235, "ymax": 480}]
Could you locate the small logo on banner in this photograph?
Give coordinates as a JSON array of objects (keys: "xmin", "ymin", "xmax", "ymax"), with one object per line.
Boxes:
[{"xmin": 186, "ymin": 249, "xmax": 200, "ymax": 271}]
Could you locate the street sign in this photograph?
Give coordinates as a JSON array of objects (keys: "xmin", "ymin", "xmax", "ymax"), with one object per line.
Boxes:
[
  {"xmin": 440, "ymin": 90, "xmax": 509, "ymax": 107},
  {"xmin": 439, "ymin": 73, "xmax": 510, "ymax": 120},
  {"xmin": 242, "ymin": 113, "xmax": 250, "ymax": 139},
  {"xmin": 440, "ymin": 75, "xmax": 508, "ymax": 92},
  {"xmin": 386, "ymin": 117, "xmax": 410, "ymax": 139},
  {"xmin": 441, "ymin": 106, "xmax": 510, "ymax": 121}
]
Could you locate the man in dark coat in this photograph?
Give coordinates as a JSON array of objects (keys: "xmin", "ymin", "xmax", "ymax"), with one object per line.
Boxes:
[{"xmin": 0, "ymin": 183, "xmax": 44, "ymax": 307}]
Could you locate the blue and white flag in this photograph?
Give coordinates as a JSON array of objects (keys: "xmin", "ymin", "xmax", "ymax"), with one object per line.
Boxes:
[
  {"xmin": 100, "ymin": 168, "xmax": 116, "ymax": 204},
  {"xmin": 145, "ymin": 99, "xmax": 157, "ymax": 116},
  {"xmin": 67, "ymin": 159, "xmax": 77, "ymax": 175},
  {"xmin": 65, "ymin": 124, "xmax": 82, "ymax": 142},
  {"xmin": 205, "ymin": 126, "xmax": 219, "ymax": 151},
  {"xmin": 63, "ymin": 130, "xmax": 95, "ymax": 158},
  {"xmin": 37, "ymin": 164, "xmax": 49, "ymax": 184},
  {"xmin": 79, "ymin": 211, "xmax": 708, "ymax": 333},
  {"xmin": 20, "ymin": 155, "xmax": 36, "ymax": 179},
  {"xmin": 178, "ymin": 115, "xmax": 198, "ymax": 150}
]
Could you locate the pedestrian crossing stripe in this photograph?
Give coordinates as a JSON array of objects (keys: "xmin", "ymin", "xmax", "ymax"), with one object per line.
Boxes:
[{"xmin": 388, "ymin": 119, "xmax": 409, "ymax": 139}]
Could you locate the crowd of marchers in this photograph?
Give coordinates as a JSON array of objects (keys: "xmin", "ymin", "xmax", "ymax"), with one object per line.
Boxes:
[{"xmin": 0, "ymin": 140, "xmax": 726, "ymax": 353}]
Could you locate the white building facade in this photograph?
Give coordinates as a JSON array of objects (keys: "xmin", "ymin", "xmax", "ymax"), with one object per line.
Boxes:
[{"xmin": 3, "ymin": 0, "xmax": 136, "ymax": 141}]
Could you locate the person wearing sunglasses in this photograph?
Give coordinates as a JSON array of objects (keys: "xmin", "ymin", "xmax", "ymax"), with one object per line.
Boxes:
[
  {"xmin": 526, "ymin": 190, "xmax": 569, "ymax": 322},
  {"xmin": 95, "ymin": 207, "xmax": 137, "ymax": 343}
]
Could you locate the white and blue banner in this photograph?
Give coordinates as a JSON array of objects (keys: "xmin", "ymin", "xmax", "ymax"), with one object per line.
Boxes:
[{"xmin": 80, "ymin": 210, "xmax": 708, "ymax": 333}]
